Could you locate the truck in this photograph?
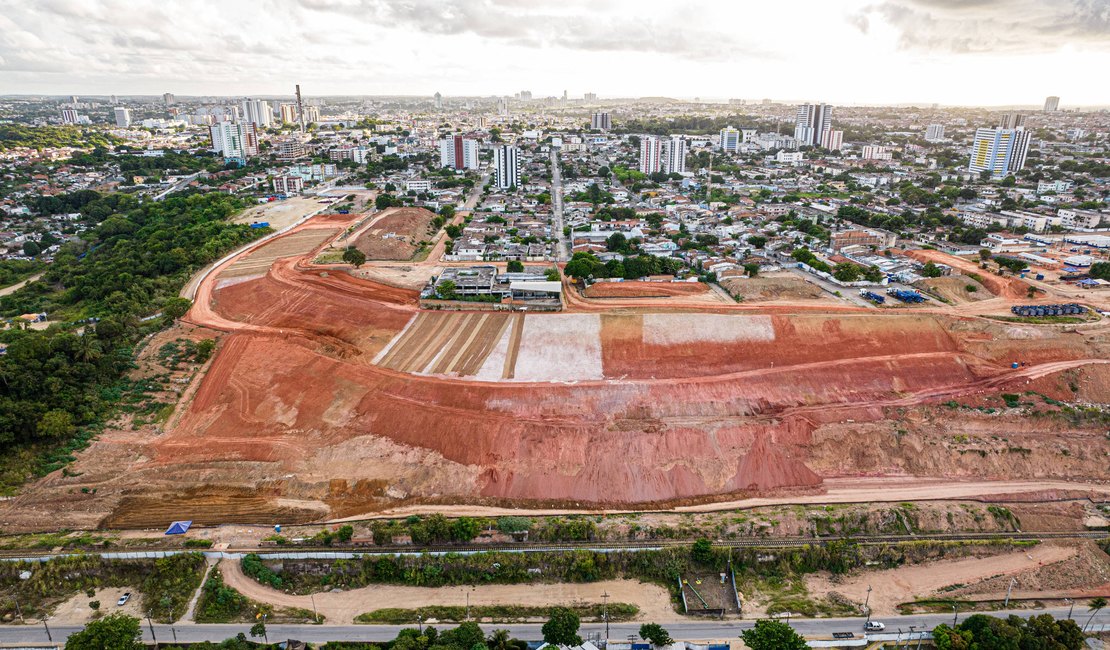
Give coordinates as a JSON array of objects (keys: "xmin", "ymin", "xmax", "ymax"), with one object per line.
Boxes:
[
  {"xmin": 859, "ymin": 290, "xmax": 885, "ymax": 304},
  {"xmin": 886, "ymin": 288, "xmax": 926, "ymax": 303}
]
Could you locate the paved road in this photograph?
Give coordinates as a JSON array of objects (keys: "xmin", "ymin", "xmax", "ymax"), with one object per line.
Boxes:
[
  {"xmin": 550, "ymin": 147, "xmax": 568, "ymax": 262},
  {"xmin": 4, "ymin": 607, "xmax": 1106, "ymax": 645}
]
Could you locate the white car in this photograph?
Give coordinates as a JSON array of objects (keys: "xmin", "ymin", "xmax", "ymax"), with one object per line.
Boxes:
[
  {"xmin": 865, "ymin": 621, "xmax": 886, "ymax": 631},
  {"xmin": 117, "ymin": 593, "xmax": 131, "ymax": 607}
]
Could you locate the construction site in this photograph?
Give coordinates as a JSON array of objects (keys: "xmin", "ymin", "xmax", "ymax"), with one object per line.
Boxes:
[{"xmin": 1, "ymin": 208, "xmax": 1109, "ymax": 537}]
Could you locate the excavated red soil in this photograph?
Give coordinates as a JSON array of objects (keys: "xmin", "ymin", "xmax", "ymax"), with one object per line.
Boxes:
[
  {"xmin": 902, "ymin": 249, "xmax": 1030, "ymax": 299},
  {"xmin": 353, "ymin": 207, "xmax": 438, "ymax": 260},
  {"xmin": 584, "ymin": 281, "xmax": 710, "ymax": 298}
]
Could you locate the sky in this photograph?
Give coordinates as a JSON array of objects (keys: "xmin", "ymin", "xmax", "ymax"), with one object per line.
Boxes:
[{"xmin": 1, "ymin": 0, "xmax": 1108, "ymax": 107}]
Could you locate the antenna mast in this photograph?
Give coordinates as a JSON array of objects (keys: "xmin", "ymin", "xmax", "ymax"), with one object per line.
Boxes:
[{"xmin": 295, "ymin": 84, "xmax": 306, "ymax": 133}]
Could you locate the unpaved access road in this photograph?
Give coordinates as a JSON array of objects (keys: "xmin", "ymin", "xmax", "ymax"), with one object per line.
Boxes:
[
  {"xmin": 806, "ymin": 543, "xmax": 1077, "ymax": 616},
  {"xmin": 219, "ymin": 559, "xmax": 678, "ymax": 623}
]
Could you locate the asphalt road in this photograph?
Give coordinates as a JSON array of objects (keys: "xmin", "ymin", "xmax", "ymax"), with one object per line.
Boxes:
[
  {"xmin": 550, "ymin": 147, "xmax": 568, "ymax": 262},
  {"xmin": 4, "ymin": 607, "xmax": 1106, "ymax": 645}
]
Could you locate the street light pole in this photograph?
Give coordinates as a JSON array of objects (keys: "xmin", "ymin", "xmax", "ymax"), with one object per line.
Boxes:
[
  {"xmin": 147, "ymin": 612, "xmax": 157, "ymax": 649},
  {"xmin": 865, "ymin": 585, "xmax": 872, "ymax": 622},
  {"xmin": 1004, "ymin": 577, "xmax": 1016, "ymax": 608},
  {"xmin": 42, "ymin": 616, "xmax": 52, "ymax": 643},
  {"xmin": 1066, "ymin": 598, "xmax": 1074, "ymax": 621},
  {"xmin": 953, "ymin": 603, "xmax": 959, "ymax": 627},
  {"xmin": 602, "ymin": 591, "xmax": 610, "ymax": 641}
]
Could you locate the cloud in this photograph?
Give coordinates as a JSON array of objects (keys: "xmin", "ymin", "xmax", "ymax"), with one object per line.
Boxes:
[{"xmin": 856, "ymin": 0, "xmax": 1110, "ymax": 53}]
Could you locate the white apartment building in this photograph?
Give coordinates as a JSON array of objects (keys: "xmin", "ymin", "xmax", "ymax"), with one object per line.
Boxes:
[
  {"xmin": 61, "ymin": 108, "xmax": 80, "ymax": 124},
  {"xmin": 405, "ymin": 180, "xmax": 432, "ymax": 193},
  {"xmin": 279, "ymin": 103, "xmax": 298, "ymax": 124},
  {"xmin": 494, "ymin": 145, "xmax": 520, "ymax": 189},
  {"xmin": 591, "ymin": 112, "xmax": 611, "ymax": 130},
  {"xmin": 639, "ymin": 136, "xmax": 663, "ymax": 173},
  {"xmin": 209, "ymin": 121, "xmax": 259, "ymax": 163},
  {"xmin": 1037, "ymin": 180, "xmax": 1072, "ymax": 194},
  {"xmin": 775, "ymin": 151, "xmax": 804, "ymax": 164},
  {"xmin": 272, "ymin": 176, "xmax": 305, "ymax": 194},
  {"xmin": 820, "ymin": 129, "xmax": 843, "ymax": 151},
  {"xmin": 302, "ymin": 105, "xmax": 320, "ymax": 124},
  {"xmin": 968, "ymin": 127, "xmax": 1030, "ymax": 177},
  {"xmin": 241, "ymin": 99, "xmax": 274, "ymax": 127},
  {"xmin": 925, "ymin": 124, "xmax": 945, "ymax": 142},
  {"xmin": 1057, "ymin": 208, "xmax": 1103, "ymax": 229},
  {"xmin": 439, "ymin": 136, "xmax": 480, "ymax": 170},
  {"xmin": 794, "ymin": 103, "xmax": 832, "ymax": 146},
  {"xmin": 861, "ymin": 145, "xmax": 892, "ymax": 160},
  {"xmin": 720, "ymin": 126, "xmax": 741, "ymax": 153},
  {"xmin": 663, "ymin": 136, "xmax": 687, "ymax": 174},
  {"xmin": 1044, "ymin": 96, "xmax": 1060, "ymax": 112},
  {"xmin": 114, "ymin": 107, "xmax": 131, "ymax": 128}
]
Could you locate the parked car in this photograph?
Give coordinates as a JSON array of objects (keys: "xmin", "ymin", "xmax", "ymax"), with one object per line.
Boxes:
[
  {"xmin": 865, "ymin": 621, "xmax": 886, "ymax": 631},
  {"xmin": 117, "ymin": 593, "xmax": 131, "ymax": 606}
]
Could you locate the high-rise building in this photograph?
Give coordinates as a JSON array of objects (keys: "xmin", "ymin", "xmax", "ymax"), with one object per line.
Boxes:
[
  {"xmin": 494, "ymin": 145, "xmax": 520, "ymax": 189},
  {"xmin": 433, "ymin": 92, "xmax": 443, "ymax": 110},
  {"xmin": 720, "ymin": 126, "xmax": 741, "ymax": 152},
  {"xmin": 997, "ymin": 112, "xmax": 1025, "ymax": 129},
  {"xmin": 584, "ymin": 92, "xmax": 598, "ymax": 102},
  {"xmin": 861, "ymin": 145, "xmax": 892, "ymax": 160},
  {"xmin": 209, "ymin": 121, "xmax": 259, "ymax": 164},
  {"xmin": 794, "ymin": 103, "xmax": 832, "ymax": 146},
  {"xmin": 519, "ymin": 90, "xmax": 532, "ymax": 101},
  {"xmin": 663, "ymin": 136, "xmax": 687, "ymax": 174},
  {"xmin": 591, "ymin": 112, "xmax": 611, "ymax": 130},
  {"xmin": 301, "ymin": 105, "xmax": 320, "ymax": 124},
  {"xmin": 241, "ymin": 99, "xmax": 274, "ymax": 127},
  {"xmin": 110, "ymin": 95, "xmax": 118, "ymax": 105},
  {"xmin": 439, "ymin": 135, "xmax": 479, "ymax": 170},
  {"xmin": 61, "ymin": 108, "xmax": 79, "ymax": 124},
  {"xmin": 820, "ymin": 129, "xmax": 843, "ymax": 151},
  {"xmin": 496, "ymin": 98, "xmax": 509, "ymax": 116},
  {"xmin": 924, "ymin": 124, "xmax": 946, "ymax": 142},
  {"xmin": 639, "ymin": 136, "xmax": 663, "ymax": 174},
  {"xmin": 163, "ymin": 92, "xmax": 176, "ymax": 106},
  {"xmin": 279, "ymin": 103, "xmax": 298, "ymax": 124},
  {"xmin": 1043, "ymin": 96, "xmax": 1060, "ymax": 112},
  {"xmin": 968, "ymin": 126, "xmax": 1030, "ymax": 177},
  {"xmin": 113, "ymin": 107, "xmax": 131, "ymax": 128}
]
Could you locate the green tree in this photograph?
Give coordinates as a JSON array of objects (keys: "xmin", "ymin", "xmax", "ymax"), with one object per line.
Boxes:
[
  {"xmin": 250, "ymin": 620, "xmax": 267, "ymax": 641},
  {"xmin": 691, "ymin": 539, "xmax": 713, "ymax": 564},
  {"xmin": 436, "ymin": 280, "xmax": 457, "ymax": 300},
  {"xmin": 1089, "ymin": 261, "xmax": 1110, "ymax": 281},
  {"xmin": 1086, "ymin": 597, "xmax": 1107, "ymax": 631},
  {"xmin": 195, "ymin": 339, "xmax": 216, "ymax": 362},
  {"xmin": 542, "ymin": 607, "xmax": 582, "ymax": 646},
  {"xmin": 38, "ymin": 409, "xmax": 76, "ymax": 439},
  {"xmin": 65, "ymin": 612, "xmax": 144, "ymax": 650},
  {"xmin": 639, "ymin": 623, "xmax": 673, "ymax": 647},
  {"xmin": 606, "ymin": 232, "xmax": 628, "ymax": 253},
  {"xmin": 506, "ymin": 260, "xmax": 524, "ymax": 273},
  {"xmin": 743, "ymin": 263, "xmax": 759, "ymax": 277},
  {"xmin": 450, "ymin": 517, "xmax": 481, "ymax": 542},
  {"xmin": 544, "ymin": 267, "xmax": 561, "ymax": 282},
  {"xmin": 746, "ymin": 235, "xmax": 767, "ymax": 248},
  {"xmin": 921, "ymin": 261, "xmax": 943, "ymax": 278},
  {"xmin": 162, "ymin": 297, "xmax": 192, "ymax": 320},
  {"xmin": 343, "ymin": 247, "xmax": 367, "ymax": 268},
  {"xmin": 740, "ymin": 619, "xmax": 807, "ymax": 650}
]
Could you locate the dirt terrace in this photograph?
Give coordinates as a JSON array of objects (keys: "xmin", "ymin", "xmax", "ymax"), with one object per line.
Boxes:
[
  {"xmin": 3, "ymin": 215, "xmax": 1109, "ymax": 529},
  {"xmin": 353, "ymin": 206, "xmax": 439, "ymax": 261}
]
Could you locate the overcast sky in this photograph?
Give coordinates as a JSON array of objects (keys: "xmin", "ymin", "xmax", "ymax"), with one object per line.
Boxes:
[{"xmin": 2, "ymin": 0, "xmax": 1108, "ymax": 106}]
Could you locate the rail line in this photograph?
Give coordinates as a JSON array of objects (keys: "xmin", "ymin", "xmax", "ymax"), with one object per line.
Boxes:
[{"xmin": 0, "ymin": 530, "xmax": 1104, "ymax": 561}]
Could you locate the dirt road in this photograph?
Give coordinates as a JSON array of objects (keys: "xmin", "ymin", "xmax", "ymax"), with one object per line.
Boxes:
[
  {"xmin": 219, "ymin": 559, "xmax": 678, "ymax": 623},
  {"xmin": 0, "ymin": 272, "xmax": 44, "ymax": 297}
]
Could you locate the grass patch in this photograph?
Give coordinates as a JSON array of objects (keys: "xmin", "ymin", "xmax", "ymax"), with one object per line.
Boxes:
[
  {"xmin": 355, "ymin": 602, "xmax": 638, "ymax": 624},
  {"xmin": 195, "ymin": 568, "xmax": 321, "ymax": 624}
]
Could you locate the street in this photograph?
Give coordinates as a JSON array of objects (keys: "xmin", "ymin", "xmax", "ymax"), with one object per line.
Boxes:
[
  {"xmin": 550, "ymin": 147, "xmax": 568, "ymax": 262},
  {"xmin": 2, "ymin": 607, "xmax": 1106, "ymax": 645}
]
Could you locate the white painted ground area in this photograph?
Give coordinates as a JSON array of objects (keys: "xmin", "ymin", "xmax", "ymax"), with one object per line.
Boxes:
[
  {"xmin": 642, "ymin": 313, "xmax": 774, "ymax": 345},
  {"xmin": 513, "ymin": 313, "xmax": 603, "ymax": 381},
  {"xmin": 372, "ymin": 313, "xmax": 418, "ymax": 364},
  {"xmin": 475, "ymin": 320, "xmax": 513, "ymax": 380}
]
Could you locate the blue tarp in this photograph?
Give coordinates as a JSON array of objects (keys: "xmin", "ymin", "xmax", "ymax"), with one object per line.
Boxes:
[{"xmin": 165, "ymin": 521, "xmax": 192, "ymax": 535}]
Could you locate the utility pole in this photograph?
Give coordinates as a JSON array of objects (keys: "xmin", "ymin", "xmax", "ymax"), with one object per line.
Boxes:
[
  {"xmin": 602, "ymin": 591, "xmax": 610, "ymax": 641},
  {"xmin": 171, "ymin": 626, "xmax": 177, "ymax": 643},
  {"xmin": 42, "ymin": 616, "xmax": 52, "ymax": 643},
  {"xmin": 147, "ymin": 612, "xmax": 157, "ymax": 648},
  {"xmin": 13, "ymin": 594, "xmax": 23, "ymax": 622},
  {"xmin": 311, "ymin": 593, "xmax": 319, "ymax": 623},
  {"xmin": 466, "ymin": 590, "xmax": 470, "ymax": 621},
  {"xmin": 864, "ymin": 585, "xmax": 872, "ymax": 622},
  {"xmin": 953, "ymin": 603, "xmax": 959, "ymax": 627},
  {"xmin": 1004, "ymin": 577, "xmax": 1016, "ymax": 608},
  {"xmin": 1066, "ymin": 598, "xmax": 1074, "ymax": 621}
]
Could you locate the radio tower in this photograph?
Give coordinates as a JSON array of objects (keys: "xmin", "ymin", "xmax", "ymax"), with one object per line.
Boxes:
[{"xmin": 295, "ymin": 84, "xmax": 306, "ymax": 133}]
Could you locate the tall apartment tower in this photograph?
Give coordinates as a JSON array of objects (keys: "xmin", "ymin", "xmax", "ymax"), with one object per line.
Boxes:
[
  {"xmin": 639, "ymin": 136, "xmax": 663, "ymax": 174},
  {"xmin": 1043, "ymin": 96, "xmax": 1060, "ymax": 112},
  {"xmin": 968, "ymin": 126, "xmax": 1030, "ymax": 177},
  {"xmin": 113, "ymin": 107, "xmax": 131, "ymax": 128},
  {"xmin": 439, "ymin": 135, "xmax": 479, "ymax": 170},
  {"xmin": 720, "ymin": 126, "xmax": 741, "ymax": 152},
  {"xmin": 433, "ymin": 92, "xmax": 443, "ymax": 110},
  {"xmin": 663, "ymin": 136, "xmax": 687, "ymax": 174},
  {"xmin": 494, "ymin": 145, "xmax": 520, "ymax": 189},
  {"xmin": 61, "ymin": 108, "xmax": 79, "ymax": 124},
  {"xmin": 163, "ymin": 92, "xmax": 176, "ymax": 106},
  {"xmin": 241, "ymin": 99, "xmax": 274, "ymax": 127},
  {"xmin": 209, "ymin": 121, "xmax": 259, "ymax": 164},
  {"xmin": 820, "ymin": 129, "xmax": 843, "ymax": 151},
  {"xmin": 591, "ymin": 112, "xmax": 611, "ymax": 130},
  {"xmin": 279, "ymin": 103, "xmax": 298, "ymax": 124},
  {"xmin": 997, "ymin": 112, "xmax": 1026, "ymax": 129},
  {"xmin": 794, "ymin": 103, "xmax": 832, "ymax": 146},
  {"xmin": 924, "ymin": 124, "xmax": 946, "ymax": 142}
]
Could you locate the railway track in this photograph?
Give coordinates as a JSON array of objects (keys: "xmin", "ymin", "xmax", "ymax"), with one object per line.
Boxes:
[{"xmin": 2, "ymin": 530, "xmax": 1104, "ymax": 560}]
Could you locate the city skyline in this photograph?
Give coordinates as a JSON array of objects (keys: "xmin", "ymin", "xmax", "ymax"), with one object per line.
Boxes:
[{"xmin": 2, "ymin": 0, "xmax": 1108, "ymax": 106}]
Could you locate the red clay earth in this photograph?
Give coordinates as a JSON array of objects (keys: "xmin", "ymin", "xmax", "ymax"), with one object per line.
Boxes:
[
  {"xmin": 5, "ymin": 214, "xmax": 1108, "ymax": 528},
  {"xmin": 584, "ymin": 281, "xmax": 711, "ymax": 298},
  {"xmin": 901, "ymin": 249, "xmax": 1031, "ymax": 299}
]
